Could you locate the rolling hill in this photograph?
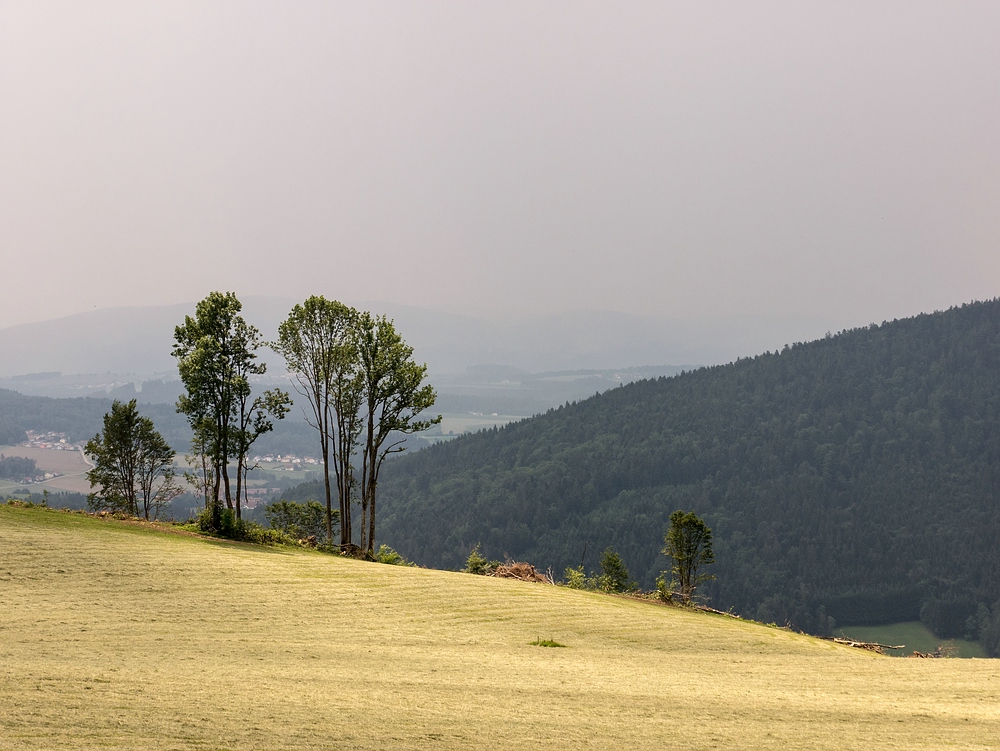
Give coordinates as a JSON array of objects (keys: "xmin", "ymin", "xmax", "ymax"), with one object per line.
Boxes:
[
  {"xmin": 373, "ymin": 299, "xmax": 1000, "ymax": 640},
  {"xmin": 1, "ymin": 503, "xmax": 997, "ymax": 750},
  {"xmin": 0, "ymin": 297, "xmax": 836, "ymax": 379}
]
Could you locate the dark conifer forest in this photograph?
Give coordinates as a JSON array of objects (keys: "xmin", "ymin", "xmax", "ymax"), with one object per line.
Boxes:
[{"xmin": 372, "ymin": 300, "xmax": 1000, "ymax": 639}]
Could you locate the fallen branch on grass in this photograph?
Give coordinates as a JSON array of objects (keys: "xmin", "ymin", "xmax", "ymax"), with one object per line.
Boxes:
[
  {"xmin": 693, "ymin": 605, "xmax": 745, "ymax": 619},
  {"xmin": 487, "ymin": 560, "xmax": 554, "ymax": 584},
  {"xmin": 829, "ymin": 637, "xmax": 904, "ymax": 654}
]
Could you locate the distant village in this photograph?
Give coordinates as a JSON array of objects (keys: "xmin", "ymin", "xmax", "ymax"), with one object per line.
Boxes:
[
  {"xmin": 5, "ymin": 469, "xmax": 64, "ymax": 486},
  {"xmin": 1, "ymin": 431, "xmax": 78, "ymax": 485},
  {"xmin": 251, "ymin": 454, "xmax": 320, "ymax": 468},
  {"xmin": 7, "ymin": 430, "xmax": 318, "ymax": 497},
  {"xmin": 22, "ymin": 431, "xmax": 84, "ymax": 451}
]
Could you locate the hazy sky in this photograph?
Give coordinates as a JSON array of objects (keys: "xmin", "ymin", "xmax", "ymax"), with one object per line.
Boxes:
[{"xmin": 2, "ymin": 1, "xmax": 998, "ymax": 331}]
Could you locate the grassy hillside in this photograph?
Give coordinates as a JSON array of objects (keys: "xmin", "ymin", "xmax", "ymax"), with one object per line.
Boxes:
[
  {"xmin": 376, "ymin": 299, "xmax": 1000, "ymax": 639},
  {"xmin": 1, "ymin": 504, "xmax": 999, "ymax": 750}
]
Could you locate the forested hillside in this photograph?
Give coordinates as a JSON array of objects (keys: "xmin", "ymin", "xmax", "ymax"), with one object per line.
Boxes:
[
  {"xmin": 0, "ymin": 388, "xmax": 318, "ymax": 457},
  {"xmin": 0, "ymin": 390, "xmax": 132, "ymax": 446},
  {"xmin": 374, "ymin": 300, "xmax": 1000, "ymax": 639}
]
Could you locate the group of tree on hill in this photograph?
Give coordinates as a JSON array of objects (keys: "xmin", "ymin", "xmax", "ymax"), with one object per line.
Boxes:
[
  {"xmin": 272, "ymin": 295, "xmax": 439, "ymax": 555},
  {"xmin": 83, "ymin": 291, "xmax": 438, "ymax": 557}
]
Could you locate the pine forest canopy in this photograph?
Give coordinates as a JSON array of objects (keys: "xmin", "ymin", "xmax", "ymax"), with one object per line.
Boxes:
[{"xmin": 370, "ymin": 299, "xmax": 1000, "ymax": 640}]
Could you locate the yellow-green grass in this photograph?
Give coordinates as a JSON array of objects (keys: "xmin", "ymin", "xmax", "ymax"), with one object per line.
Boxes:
[
  {"xmin": 1, "ymin": 505, "xmax": 998, "ymax": 751},
  {"xmin": 839, "ymin": 621, "xmax": 987, "ymax": 658}
]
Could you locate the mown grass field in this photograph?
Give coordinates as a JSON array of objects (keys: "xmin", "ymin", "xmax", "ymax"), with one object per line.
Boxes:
[{"xmin": 1, "ymin": 504, "xmax": 998, "ymax": 750}]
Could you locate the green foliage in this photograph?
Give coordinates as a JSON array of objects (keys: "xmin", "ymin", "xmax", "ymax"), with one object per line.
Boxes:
[
  {"xmin": 219, "ymin": 508, "xmax": 237, "ymax": 538},
  {"xmin": 372, "ymin": 299, "xmax": 1000, "ymax": 636},
  {"xmin": 274, "ymin": 300, "xmax": 440, "ymax": 555},
  {"xmin": 560, "ymin": 553, "xmax": 637, "ymax": 593},
  {"xmin": 173, "ymin": 292, "xmax": 290, "ymax": 516},
  {"xmin": 264, "ymin": 500, "xmax": 331, "ymax": 541},
  {"xmin": 372, "ymin": 544, "xmax": 413, "ymax": 566},
  {"xmin": 967, "ymin": 602, "xmax": 1000, "ymax": 657},
  {"xmin": 196, "ymin": 502, "xmax": 223, "ymax": 534},
  {"xmin": 662, "ymin": 511, "xmax": 715, "ymax": 603},
  {"xmin": 597, "ymin": 547, "xmax": 636, "ymax": 593},
  {"xmin": 273, "ymin": 296, "xmax": 362, "ymax": 547},
  {"xmin": 197, "ymin": 506, "xmax": 295, "ymax": 546},
  {"xmin": 464, "ymin": 544, "xmax": 498, "ymax": 575},
  {"xmin": 85, "ymin": 400, "xmax": 181, "ymax": 520},
  {"xmin": 355, "ymin": 311, "xmax": 441, "ymax": 555},
  {"xmin": 563, "ymin": 565, "xmax": 589, "ymax": 589},
  {"xmin": 530, "ymin": 639, "xmax": 567, "ymax": 647}
]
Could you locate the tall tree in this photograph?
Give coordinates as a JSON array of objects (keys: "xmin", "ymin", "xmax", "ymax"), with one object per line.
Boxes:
[
  {"xmin": 183, "ymin": 421, "xmax": 214, "ymax": 511},
  {"xmin": 233, "ymin": 387, "xmax": 291, "ymax": 520},
  {"xmin": 173, "ymin": 292, "xmax": 289, "ymax": 521},
  {"xmin": 355, "ymin": 312, "xmax": 440, "ymax": 554},
  {"xmin": 661, "ymin": 510, "xmax": 716, "ymax": 603},
  {"xmin": 274, "ymin": 297, "xmax": 363, "ymax": 545},
  {"xmin": 85, "ymin": 399, "xmax": 180, "ymax": 520}
]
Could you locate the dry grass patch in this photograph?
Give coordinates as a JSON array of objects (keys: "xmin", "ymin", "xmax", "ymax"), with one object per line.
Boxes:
[{"xmin": 1, "ymin": 504, "xmax": 998, "ymax": 750}]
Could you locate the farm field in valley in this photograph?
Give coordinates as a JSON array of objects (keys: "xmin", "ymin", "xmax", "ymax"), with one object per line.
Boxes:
[
  {"xmin": 1, "ymin": 504, "xmax": 998, "ymax": 751},
  {"xmin": 0, "ymin": 446, "xmax": 93, "ymax": 494}
]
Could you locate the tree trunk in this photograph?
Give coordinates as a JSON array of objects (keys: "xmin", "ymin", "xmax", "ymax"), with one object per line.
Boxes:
[
  {"xmin": 222, "ymin": 464, "xmax": 233, "ymax": 509},
  {"xmin": 235, "ymin": 454, "xmax": 243, "ymax": 521},
  {"xmin": 361, "ymin": 409, "xmax": 375, "ymax": 552},
  {"xmin": 337, "ymin": 425, "xmax": 352, "ymax": 546},
  {"xmin": 322, "ymin": 442, "xmax": 333, "ymax": 545},
  {"xmin": 366, "ymin": 477, "xmax": 376, "ymax": 555}
]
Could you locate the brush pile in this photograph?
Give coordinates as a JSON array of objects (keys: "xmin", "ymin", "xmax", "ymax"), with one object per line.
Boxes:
[
  {"xmin": 830, "ymin": 637, "xmax": 904, "ymax": 655},
  {"xmin": 487, "ymin": 560, "xmax": 554, "ymax": 584}
]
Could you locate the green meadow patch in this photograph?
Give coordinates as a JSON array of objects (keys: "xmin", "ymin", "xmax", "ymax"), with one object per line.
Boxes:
[
  {"xmin": 530, "ymin": 638, "xmax": 567, "ymax": 648},
  {"xmin": 839, "ymin": 621, "xmax": 987, "ymax": 658},
  {"xmin": 1, "ymin": 504, "xmax": 998, "ymax": 750}
]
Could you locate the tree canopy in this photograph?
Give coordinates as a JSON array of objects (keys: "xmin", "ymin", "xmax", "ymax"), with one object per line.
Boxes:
[
  {"xmin": 273, "ymin": 300, "xmax": 439, "ymax": 554},
  {"xmin": 173, "ymin": 292, "xmax": 290, "ymax": 522},
  {"xmin": 273, "ymin": 296, "xmax": 362, "ymax": 545},
  {"xmin": 661, "ymin": 510, "xmax": 715, "ymax": 603},
  {"xmin": 85, "ymin": 399, "xmax": 180, "ymax": 520}
]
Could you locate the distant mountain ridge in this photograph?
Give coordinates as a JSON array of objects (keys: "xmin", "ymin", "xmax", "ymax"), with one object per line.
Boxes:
[
  {"xmin": 0, "ymin": 297, "xmax": 838, "ymax": 378},
  {"xmin": 371, "ymin": 299, "xmax": 1000, "ymax": 642}
]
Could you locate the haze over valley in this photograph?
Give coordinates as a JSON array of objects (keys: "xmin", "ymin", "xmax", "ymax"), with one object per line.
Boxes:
[{"xmin": 2, "ymin": 3, "xmax": 1000, "ymax": 748}]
